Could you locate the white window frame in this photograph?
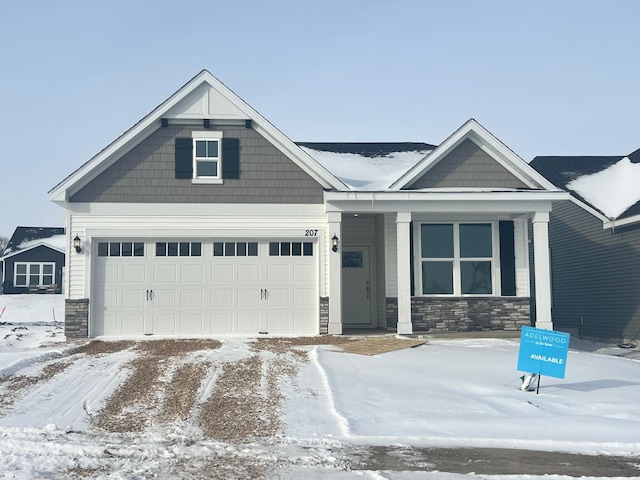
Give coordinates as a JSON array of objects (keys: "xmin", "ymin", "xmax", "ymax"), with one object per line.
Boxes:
[
  {"xmin": 192, "ymin": 131, "xmax": 223, "ymax": 184},
  {"xmin": 415, "ymin": 221, "xmax": 500, "ymax": 297},
  {"xmin": 14, "ymin": 262, "xmax": 55, "ymax": 287}
]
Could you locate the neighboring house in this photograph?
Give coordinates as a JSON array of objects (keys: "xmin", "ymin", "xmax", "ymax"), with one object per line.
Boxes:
[
  {"xmin": 530, "ymin": 149, "xmax": 640, "ymax": 343},
  {"xmin": 0, "ymin": 227, "xmax": 65, "ymax": 294},
  {"xmin": 49, "ymin": 70, "xmax": 567, "ymax": 339}
]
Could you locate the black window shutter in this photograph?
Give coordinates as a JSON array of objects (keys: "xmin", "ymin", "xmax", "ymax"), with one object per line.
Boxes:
[
  {"xmin": 222, "ymin": 138, "xmax": 240, "ymax": 179},
  {"xmin": 175, "ymin": 138, "xmax": 193, "ymax": 179},
  {"xmin": 499, "ymin": 220, "xmax": 517, "ymax": 296}
]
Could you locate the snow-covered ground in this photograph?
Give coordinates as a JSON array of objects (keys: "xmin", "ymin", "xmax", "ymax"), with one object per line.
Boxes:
[{"xmin": 1, "ymin": 294, "xmax": 640, "ymax": 479}]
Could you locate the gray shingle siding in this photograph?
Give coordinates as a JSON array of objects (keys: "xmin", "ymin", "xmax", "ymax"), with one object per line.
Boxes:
[
  {"xmin": 549, "ymin": 200, "xmax": 640, "ymax": 342},
  {"xmin": 408, "ymin": 138, "xmax": 529, "ymax": 189},
  {"xmin": 70, "ymin": 126, "xmax": 325, "ymax": 204}
]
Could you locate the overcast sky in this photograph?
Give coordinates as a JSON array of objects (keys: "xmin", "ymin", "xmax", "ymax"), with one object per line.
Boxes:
[{"xmin": 1, "ymin": 0, "xmax": 639, "ymax": 238}]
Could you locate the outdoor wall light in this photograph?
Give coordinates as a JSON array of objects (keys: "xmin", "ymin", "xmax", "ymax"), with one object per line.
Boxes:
[
  {"xmin": 332, "ymin": 234, "xmax": 339, "ymax": 252},
  {"xmin": 73, "ymin": 235, "xmax": 82, "ymax": 253}
]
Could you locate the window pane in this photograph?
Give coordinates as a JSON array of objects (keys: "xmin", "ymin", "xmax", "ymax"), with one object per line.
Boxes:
[
  {"xmin": 98, "ymin": 242, "xmax": 109, "ymax": 257},
  {"xmin": 303, "ymin": 242, "xmax": 313, "ymax": 256},
  {"xmin": 16, "ymin": 274, "xmax": 27, "ymax": 286},
  {"xmin": 134, "ymin": 243, "xmax": 145, "ymax": 256},
  {"xmin": 179, "ymin": 242, "xmax": 190, "ymax": 256},
  {"xmin": 43, "ymin": 264, "xmax": 54, "ymax": 274},
  {"xmin": 269, "ymin": 242, "xmax": 279, "ymax": 256},
  {"xmin": 461, "ymin": 261, "xmax": 492, "ymax": 294},
  {"xmin": 16, "ymin": 264, "xmax": 27, "ymax": 274},
  {"xmin": 195, "ymin": 140, "xmax": 206, "ymax": 157},
  {"xmin": 196, "ymin": 161, "xmax": 218, "ymax": 177},
  {"xmin": 248, "ymin": 242, "xmax": 258, "ymax": 256},
  {"xmin": 460, "ymin": 224, "xmax": 492, "ymax": 258},
  {"xmin": 168, "ymin": 242, "xmax": 178, "ymax": 257},
  {"xmin": 110, "ymin": 243, "xmax": 121, "ymax": 257},
  {"xmin": 122, "ymin": 242, "xmax": 133, "ymax": 256},
  {"xmin": 224, "ymin": 242, "xmax": 235, "ymax": 256},
  {"xmin": 280, "ymin": 242, "xmax": 290, "ymax": 256},
  {"xmin": 207, "ymin": 140, "xmax": 219, "ymax": 157},
  {"xmin": 292, "ymin": 242, "xmax": 302, "ymax": 256},
  {"xmin": 43, "ymin": 275, "xmax": 54, "ymax": 285},
  {"xmin": 422, "ymin": 261, "xmax": 453, "ymax": 294},
  {"xmin": 191, "ymin": 243, "xmax": 201, "ymax": 256},
  {"xmin": 213, "ymin": 242, "xmax": 224, "ymax": 256},
  {"xmin": 30, "ymin": 264, "xmax": 40, "ymax": 274},
  {"xmin": 237, "ymin": 242, "xmax": 247, "ymax": 256},
  {"xmin": 156, "ymin": 242, "xmax": 166, "ymax": 256},
  {"xmin": 421, "ymin": 224, "xmax": 453, "ymax": 258}
]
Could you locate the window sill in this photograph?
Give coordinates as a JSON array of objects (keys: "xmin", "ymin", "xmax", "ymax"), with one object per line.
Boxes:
[{"xmin": 192, "ymin": 178, "xmax": 223, "ymax": 185}]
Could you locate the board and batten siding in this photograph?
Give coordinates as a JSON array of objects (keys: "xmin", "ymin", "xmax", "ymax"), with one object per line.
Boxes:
[{"xmin": 548, "ymin": 200, "xmax": 640, "ymax": 341}]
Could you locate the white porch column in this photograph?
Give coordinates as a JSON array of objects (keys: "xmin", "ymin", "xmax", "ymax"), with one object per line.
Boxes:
[
  {"xmin": 396, "ymin": 212, "xmax": 413, "ymax": 334},
  {"xmin": 532, "ymin": 211, "xmax": 553, "ymax": 330},
  {"xmin": 328, "ymin": 212, "xmax": 343, "ymax": 334}
]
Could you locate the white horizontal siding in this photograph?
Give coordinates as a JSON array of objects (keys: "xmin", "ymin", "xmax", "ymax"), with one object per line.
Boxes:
[
  {"xmin": 69, "ymin": 207, "xmax": 331, "ymax": 301},
  {"xmin": 514, "ymin": 218, "xmax": 530, "ymax": 297},
  {"xmin": 385, "ymin": 213, "xmax": 398, "ymax": 297}
]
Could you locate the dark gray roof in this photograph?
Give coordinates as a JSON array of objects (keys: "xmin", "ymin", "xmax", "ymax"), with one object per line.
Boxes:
[
  {"xmin": 4, "ymin": 227, "xmax": 65, "ymax": 256},
  {"xmin": 530, "ymin": 152, "xmax": 640, "ymax": 219},
  {"xmin": 296, "ymin": 142, "xmax": 436, "ymax": 157}
]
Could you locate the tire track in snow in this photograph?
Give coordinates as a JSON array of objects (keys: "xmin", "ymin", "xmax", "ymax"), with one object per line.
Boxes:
[{"xmin": 308, "ymin": 346, "xmax": 351, "ymax": 437}]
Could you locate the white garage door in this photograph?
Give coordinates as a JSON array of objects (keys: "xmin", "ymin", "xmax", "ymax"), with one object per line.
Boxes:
[{"xmin": 92, "ymin": 239, "xmax": 318, "ymax": 336}]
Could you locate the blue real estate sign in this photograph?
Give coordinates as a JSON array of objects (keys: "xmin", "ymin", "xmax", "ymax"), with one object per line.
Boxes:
[{"xmin": 517, "ymin": 326, "xmax": 570, "ymax": 379}]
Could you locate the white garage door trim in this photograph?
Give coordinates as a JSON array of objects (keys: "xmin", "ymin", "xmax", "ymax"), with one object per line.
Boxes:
[{"xmin": 91, "ymin": 238, "xmax": 318, "ymax": 336}]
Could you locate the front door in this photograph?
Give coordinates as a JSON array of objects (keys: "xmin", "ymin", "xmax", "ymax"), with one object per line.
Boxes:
[{"xmin": 342, "ymin": 245, "xmax": 374, "ymax": 326}]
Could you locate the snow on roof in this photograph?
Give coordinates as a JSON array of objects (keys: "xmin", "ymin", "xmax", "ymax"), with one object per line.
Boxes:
[
  {"xmin": 567, "ymin": 157, "xmax": 640, "ymax": 219},
  {"xmin": 3, "ymin": 234, "xmax": 66, "ymax": 256},
  {"xmin": 299, "ymin": 145, "xmax": 432, "ymax": 190}
]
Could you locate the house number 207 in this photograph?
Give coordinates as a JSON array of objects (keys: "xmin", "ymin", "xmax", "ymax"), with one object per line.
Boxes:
[{"xmin": 305, "ymin": 229, "xmax": 318, "ymax": 236}]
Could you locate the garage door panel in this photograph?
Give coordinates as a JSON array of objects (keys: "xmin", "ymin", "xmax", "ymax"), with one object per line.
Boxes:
[
  {"xmin": 212, "ymin": 314, "xmax": 233, "ymax": 332},
  {"xmin": 181, "ymin": 290, "xmax": 203, "ymax": 308},
  {"xmin": 293, "ymin": 288, "xmax": 315, "ymax": 307},
  {"xmin": 267, "ymin": 264, "xmax": 290, "ymax": 282},
  {"xmin": 293, "ymin": 313, "xmax": 316, "ymax": 333},
  {"xmin": 266, "ymin": 288, "xmax": 289, "ymax": 307},
  {"xmin": 181, "ymin": 264, "xmax": 203, "ymax": 283},
  {"xmin": 267, "ymin": 313, "xmax": 291, "ymax": 333},
  {"xmin": 123, "ymin": 265, "xmax": 146, "ymax": 283},
  {"xmin": 122, "ymin": 289, "xmax": 145, "ymax": 308},
  {"xmin": 238, "ymin": 313, "xmax": 260, "ymax": 333},
  {"xmin": 179, "ymin": 315, "xmax": 203, "ymax": 333},
  {"xmin": 293, "ymin": 264, "xmax": 315, "ymax": 282},
  {"xmin": 212, "ymin": 264, "xmax": 234, "ymax": 282},
  {"xmin": 211, "ymin": 289, "xmax": 233, "ymax": 307},
  {"xmin": 153, "ymin": 315, "xmax": 176, "ymax": 334},
  {"xmin": 153, "ymin": 265, "xmax": 177, "ymax": 282},
  {"xmin": 153, "ymin": 289, "xmax": 176, "ymax": 308},
  {"xmin": 121, "ymin": 315, "xmax": 145, "ymax": 334},
  {"xmin": 237, "ymin": 264, "xmax": 259, "ymax": 282},
  {"xmin": 237, "ymin": 289, "xmax": 259, "ymax": 307},
  {"xmin": 94, "ymin": 238, "xmax": 318, "ymax": 336}
]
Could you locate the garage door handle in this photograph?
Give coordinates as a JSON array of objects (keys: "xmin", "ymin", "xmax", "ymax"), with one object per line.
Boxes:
[
  {"xmin": 260, "ymin": 288, "xmax": 264, "ymax": 300},
  {"xmin": 146, "ymin": 289, "xmax": 154, "ymax": 301},
  {"xmin": 146, "ymin": 289, "xmax": 149, "ymax": 301},
  {"xmin": 264, "ymin": 288, "xmax": 269, "ymax": 299}
]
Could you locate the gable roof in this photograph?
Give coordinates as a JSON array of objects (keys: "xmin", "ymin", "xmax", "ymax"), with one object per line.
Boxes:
[
  {"xmin": 1, "ymin": 227, "xmax": 65, "ymax": 259},
  {"xmin": 530, "ymin": 151, "xmax": 640, "ymax": 225},
  {"xmin": 49, "ymin": 70, "xmax": 346, "ymax": 203},
  {"xmin": 390, "ymin": 119, "xmax": 558, "ymax": 191},
  {"xmin": 298, "ymin": 142, "xmax": 435, "ymax": 190}
]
